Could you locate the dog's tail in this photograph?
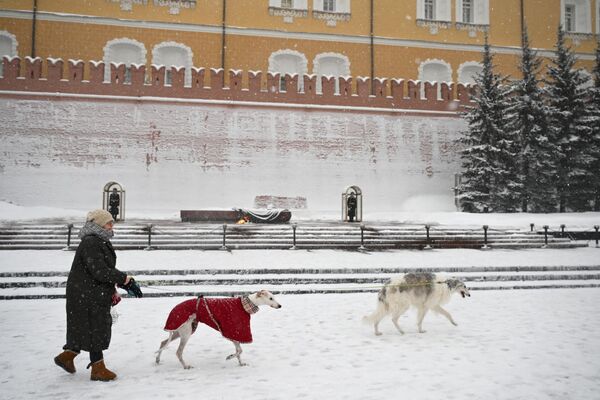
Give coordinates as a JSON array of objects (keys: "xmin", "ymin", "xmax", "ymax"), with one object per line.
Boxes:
[{"xmin": 362, "ymin": 298, "xmax": 388, "ymax": 325}]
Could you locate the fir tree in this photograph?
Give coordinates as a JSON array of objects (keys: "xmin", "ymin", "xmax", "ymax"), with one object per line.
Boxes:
[
  {"xmin": 545, "ymin": 27, "xmax": 596, "ymax": 212},
  {"xmin": 505, "ymin": 25, "xmax": 557, "ymax": 212},
  {"xmin": 591, "ymin": 40, "xmax": 600, "ymax": 211},
  {"xmin": 459, "ymin": 36, "xmax": 519, "ymax": 212}
]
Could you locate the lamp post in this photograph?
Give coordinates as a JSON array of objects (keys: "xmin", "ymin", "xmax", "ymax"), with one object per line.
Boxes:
[
  {"xmin": 291, "ymin": 222, "xmax": 297, "ymax": 250},
  {"xmin": 221, "ymin": 224, "xmax": 228, "ymax": 250},
  {"xmin": 359, "ymin": 224, "xmax": 366, "ymax": 251},
  {"xmin": 424, "ymin": 225, "xmax": 432, "ymax": 250},
  {"xmin": 63, "ymin": 223, "xmax": 74, "ymax": 251},
  {"xmin": 145, "ymin": 224, "xmax": 153, "ymax": 251},
  {"xmin": 482, "ymin": 225, "xmax": 490, "ymax": 250}
]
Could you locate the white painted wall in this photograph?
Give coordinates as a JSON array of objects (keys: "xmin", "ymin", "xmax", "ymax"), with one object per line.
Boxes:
[{"xmin": 0, "ymin": 98, "xmax": 465, "ymax": 212}]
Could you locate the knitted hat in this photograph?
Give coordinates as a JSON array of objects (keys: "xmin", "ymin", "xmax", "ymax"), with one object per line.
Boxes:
[{"xmin": 86, "ymin": 209, "xmax": 114, "ymax": 227}]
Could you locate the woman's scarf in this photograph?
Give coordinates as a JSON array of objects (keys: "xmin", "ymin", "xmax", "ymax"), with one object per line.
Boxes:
[{"xmin": 78, "ymin": 221, "xmax": 114, "ymax": 241}]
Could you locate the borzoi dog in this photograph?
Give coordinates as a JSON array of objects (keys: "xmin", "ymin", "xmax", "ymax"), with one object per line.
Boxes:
[
  {"xmin": 155, "ymin": 290, "xmax": 281, "ymax": 369},
  {"xmin": 364, "ymin": 272, "xmax": 470, "ymax": 335}
]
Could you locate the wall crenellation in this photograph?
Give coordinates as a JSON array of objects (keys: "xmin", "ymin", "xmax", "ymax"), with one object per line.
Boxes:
[{"xmin": 0, "ymin": 56, "xmax": 476, "ymax": 113}]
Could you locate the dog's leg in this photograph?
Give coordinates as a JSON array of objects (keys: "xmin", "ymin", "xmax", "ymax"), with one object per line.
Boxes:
[
  {"xmin": 175, "ymin": 321, "xmax": 195, "ymax": 369},
  {"xmin": 391, "ymin": 305, "xmax": 409, "ymax": 335},
  {"xmin": 371, "ymin": 306, "xmax": 386, "ymax": 336},
  {"xmin": 416, "ymin": 306, "xmax": 429, "ymax": 333},
  {"xmin": 155, "ymin": 331, "xmax": 180, "ymax": 365},
  {"xmin": 226, "ymin": 340, "xmax": 247, "ymax": 366},
  {"xmin": 433, "ymin": 305, "xmax": 458, "ymax": 326}
]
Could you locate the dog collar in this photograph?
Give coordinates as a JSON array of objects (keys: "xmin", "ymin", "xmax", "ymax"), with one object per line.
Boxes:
[{"xmin": 241, "ymin": 296, "xmax": 259, "ymax": 315}]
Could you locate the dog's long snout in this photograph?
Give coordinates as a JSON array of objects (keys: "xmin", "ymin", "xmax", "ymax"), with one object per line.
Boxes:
[{"xmin": 272, "ymin": 303, "xmax": 282, "ymax": 309}]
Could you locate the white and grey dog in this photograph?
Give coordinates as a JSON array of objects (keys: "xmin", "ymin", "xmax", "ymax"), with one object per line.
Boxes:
[{"xmin": 364, "ymin": 272, "xmax": 470, "ymax": 335}]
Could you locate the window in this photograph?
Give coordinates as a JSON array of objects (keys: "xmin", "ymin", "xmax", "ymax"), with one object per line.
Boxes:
[
  {"xmin": 313, "ymin": 53, "xmax": 350, "ymax": 94},
  {"xmin": 269, "ymin": 49, "xmax": 308, "ymax": 92},
  {"xmin": 462, "ymin": 0, "xmax": 473, "ymax": 23},
  {"xmin": 424, "ymin": 0, "xmax": 435, "ymax": 20},
  {"xmin": 323, "ymin": 0, "xmax": 335, "ymax": 12},
  {"xmin": 281, "ymin": 0, "xmax": 293, "ymax": 8},
  {"xmin": 565, "ymin": 4, "xmax": 576, "ymax": 31},
  {"xmin": 152, "ymin": 42, "xmax": 193, "ymax": 87},
  {"xmin": 561, "ymin": 0, "xmax": 591, "ymax": 33},
  {"xmin": 0, "ymin": 31, "xmax": 18, "ymax": 77},
  {"xmin": 103, "ymin": 38, "xmax": 147, "ymax": 83},
  {"xmin": 419, "ymin": 59, "xmax": 453, "ymax": 100},
  {"xmin": 458, "ymin": 62, "xmax": 483, "ymax": 84}
]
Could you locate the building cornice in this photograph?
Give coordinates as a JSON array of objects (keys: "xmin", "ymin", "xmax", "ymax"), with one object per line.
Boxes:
[{"xmin": 0, "ymin": 9, "xmax": 595, "ymax": 60}]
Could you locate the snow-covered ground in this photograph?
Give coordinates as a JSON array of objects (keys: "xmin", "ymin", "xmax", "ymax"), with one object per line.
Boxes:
[
  {"xmin": 1, "ymin": 200, "xmax": 600, "ymax": 230},
  {"xmin": 0, "ymin": 290, "xmax": 599, "ymax": 400},
  {"xmin": 1, "ymin": 203, "xmax": 599, "ymax": 399},
  {"xmin": 1, "ymin": 247, "xmax": 600, "ymax": 274}
]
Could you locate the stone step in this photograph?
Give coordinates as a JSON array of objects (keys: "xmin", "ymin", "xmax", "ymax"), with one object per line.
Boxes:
[
  {"xmin": 2, "ymin": 280, "xmax": 599, "ymax": 300},
  {"xmin": 0, "ymin": 223, "xmax": 587, "ymax": 250},
  {"xmin": 4, "ymin": 272, "xmax": 600, "ymax": 289},
  {"xmin": 2, "ymin": 265, "xmax": 599, "ymax": 299}
]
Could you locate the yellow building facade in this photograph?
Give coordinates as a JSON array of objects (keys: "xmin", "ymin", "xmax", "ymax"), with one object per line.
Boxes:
[{"xmin": 0, "ymin": 0, "xmax": 598, "ymax": 87}]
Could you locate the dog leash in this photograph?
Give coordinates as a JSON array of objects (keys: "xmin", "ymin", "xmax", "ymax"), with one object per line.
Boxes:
[{"xmin": 196, "ymin": 295, "xmax": 225, "ymax": 337}]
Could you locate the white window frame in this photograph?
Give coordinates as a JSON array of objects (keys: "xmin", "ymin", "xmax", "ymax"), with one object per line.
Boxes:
[
  {"xmin": 457, "ymin": 61, "xmax": 483, "ymax": 84},
  {"xmin": 152, "ymin": 41, "xmax": 193, "ymax": 87},
  {"xmin": 418, "ymin": 59, "xmax": 453, "ymax": 100},
  {"xmin": 560, "ymin": 0, "xmax": 592, "ymax": 34},
  {"xmin": 313, "ymin": 52, "xmax": 350, "ymax": 94},
  {"xmin": 0, "ymin": 30, "xmax": 18, "ymax": 77},
  {"xmin": 103, "ymin": 38, "xmax": 147, "ymax": 83},
  {"xmin": 597, "ymin": 1, "xmax": 600, "ymax": 34},
  {"xmin": 455, "ymin": 0, "xmax": 489, "ymax": 25},
  {"xmin": 269, "ymin": 0, "xmax": 308, "ymax": 22},
  {"xmin": 417, "ymin": 0, "xmax": 451, "ymax": 33},
  {"xmin": 268, "ymin": 49, "xmax": 308, "ymax": 92}
]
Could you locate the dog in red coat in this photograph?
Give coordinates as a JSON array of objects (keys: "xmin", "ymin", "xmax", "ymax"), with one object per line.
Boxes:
[{"xmin": 155, "ymin": 290, "xmax": 281, "ymax": 369}]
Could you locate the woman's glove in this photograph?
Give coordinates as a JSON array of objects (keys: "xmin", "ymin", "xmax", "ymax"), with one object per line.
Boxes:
[
  {"xmin": 118, "ymin": 278, "xmax": 143, "ymax": 298},
  {"xmin": 111, "ymin": 291, "xmax": 122, "ymax": 306}
]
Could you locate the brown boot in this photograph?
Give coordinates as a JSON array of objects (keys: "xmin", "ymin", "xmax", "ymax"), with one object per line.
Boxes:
[
  {"xmin": 54, "ymin": 350, "xmax": 78, "ymax": 374},
  {"xmin": 88, "ymin": 360, "xmax": 117, "ymax": 381}
]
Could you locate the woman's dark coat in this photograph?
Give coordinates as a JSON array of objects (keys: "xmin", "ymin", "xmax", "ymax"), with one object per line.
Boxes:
[{"xmin": 65, "ymin": 234, "xmax": 127, "ymax": 352}]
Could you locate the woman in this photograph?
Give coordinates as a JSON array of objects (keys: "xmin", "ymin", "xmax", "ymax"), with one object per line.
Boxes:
[{"xmin": 54, "ymin": 209, "xmax": 134, "ymax": 381}]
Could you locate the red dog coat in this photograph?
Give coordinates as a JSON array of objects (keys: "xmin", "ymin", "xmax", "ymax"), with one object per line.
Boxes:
[{"xmin": 164, "ymin": 297, "xmax": 254, "ymax": 343}]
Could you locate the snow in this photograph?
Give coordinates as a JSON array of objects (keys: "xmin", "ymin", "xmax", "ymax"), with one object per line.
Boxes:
[
  {"xmin": 2, "ymin": 201, "xmax": 600, "ymax": 230},
  {"xmin": 1, "ymin": 204, "xmax": 600, "ymax": 398},
  {"xmin": 0, "ymin": 290, "xmax": 599, "ymax": 399}
]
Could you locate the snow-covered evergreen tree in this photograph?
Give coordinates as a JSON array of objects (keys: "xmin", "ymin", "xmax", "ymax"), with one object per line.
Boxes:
[
  {"xmin": 591, "ymin": 40, "xmax": 600, "ymax": 211},
  {"xmin": 545, "ymin": 27, "xmax": 596, "ymax": 212},
  {"xmin": 459, "ymin": 37, "xmax": 519, "ymax": 212},
  {"xmin": 505, "ymin": 26, "xmax": 557, "ymax": 212}
]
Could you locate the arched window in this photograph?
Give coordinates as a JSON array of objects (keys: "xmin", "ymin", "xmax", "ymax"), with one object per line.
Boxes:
[
  {"xmin": 152, "ymin": 42, "xmax": 193, "ymax": 87},
  {"xmin": 418, "ymin": 59, "xmax": 453, "ymax": 99},
  {"xmin": 268, "ymin": 49, "xmax": 308, "ymax": 92},
  {"xmin": 313, "ymin": 52, "xmax": 350, "ymax": 94},
  {"xmin": 561, "ymin": 0, "xmax": 592, "ymax": 33},
  {"xmin": 103, "ymin": 38, "xmax": 147, "ymax": 83},
  {"xmin": 457, "ymin": 61, "xmax": 483, "ymax": 84},
  {"xmin": 0, "ymin": 31, "xmax": 18, "ymax": 77}
]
